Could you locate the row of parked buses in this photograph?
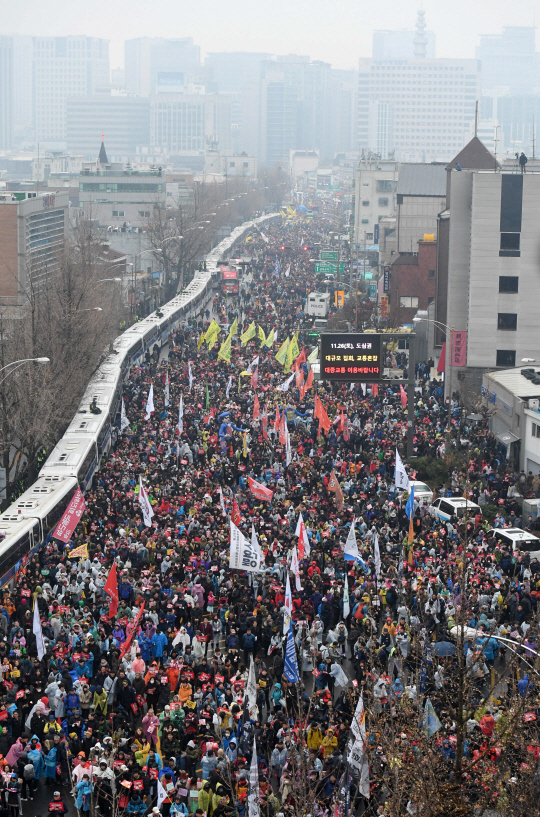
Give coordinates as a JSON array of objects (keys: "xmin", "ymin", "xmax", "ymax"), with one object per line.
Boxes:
[{"xmin": 0, "ymin": 214, "xmax": 278, "ymax": 588}]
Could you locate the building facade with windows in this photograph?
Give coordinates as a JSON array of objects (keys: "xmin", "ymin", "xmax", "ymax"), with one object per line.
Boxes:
[
  {"xmin": 444, "ymin": 168, "xmax": 540, "ymax": 395},
  {"xmin": 0, "ymin": 190, "xmax": 70, "ymax": 306},
  {"xmin": 353, "ymin": 157, "xmax": 398, "ymax": 246}
]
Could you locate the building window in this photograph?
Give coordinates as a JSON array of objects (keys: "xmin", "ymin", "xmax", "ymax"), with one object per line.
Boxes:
[
  {"xmin": 362, "ymin": 200, "xmax": 370, "ymax": 206},
  {"xmin": 532, "ymin": 422, "xmax": 540, "ymax": 437},
  {"xmin": 400, "ymin": 296, "xmax": 419, "ymax": 308},
  {"xmin": 376, "ymin": 180, "xmax": 392, "ymax": 191},
  {"xmin": 428, "ymin": 269, "xmax": 435, "ymax": 278},
  {"xmin": 498, "ymin": 313, "xmax": 518, "ymax": 331},
  {"xmin": 378, "ymin": 197, "xmax": 389, "ymax": 206},
  {"xmin": 243, "ymin": 162, "xmax": 249, "ymax": 168},
  {"xmin": 229, "ymin": 162, "xmax": 235, "ymax": 168},
  {"xmin": 138, "ymin": 210, "xmax": 150, "ymax": 218},
  {"xmin": 499, "ymin": 276, "xmax": 519, "ymax": 293},
  {"xmin": 112, "ymin": 210, "xmax": 125, "ymax": 217},
  {"xmin": 496, "ymin": 349, "xmax": 516, "ymax": 367},
  {"xmin": 499, "ymin": 232, "xmax": 520, "ymax": 257}
]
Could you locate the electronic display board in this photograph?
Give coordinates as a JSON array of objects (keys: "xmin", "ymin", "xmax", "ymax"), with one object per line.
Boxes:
[{"xmin": 319, "ymin": 333, "xmax": 382, "ymax": 381}]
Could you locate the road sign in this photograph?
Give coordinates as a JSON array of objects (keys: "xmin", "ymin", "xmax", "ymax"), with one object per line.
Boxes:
[
  {"xmin": 320, "ymin": 250, "xmax": 338, "ymax": 261},
  {"xmin": 315, "ymin": 262, "xmax": 344, "ymax": 275},
  {"xmin": 369, "ymin": 282, "xmax": 377, "ymax": 300},
  {"xmin": 320, "ymin": 333, "xmax": 382, "ymax": 382}
]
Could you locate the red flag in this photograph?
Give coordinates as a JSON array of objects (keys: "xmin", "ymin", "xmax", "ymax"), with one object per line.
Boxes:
[
  {"xmin": 119, "ymin": 601, "xmax": 145, "ymax": 660},
  {"xmin": 295, "ymin": 369, "xmax": 304, "ymax": 391},
  {"xmin": 253, "ymin": 393, "xmax": 260, "ymax": 420},
  {"xmin": 303, "ymin": 367, "xmax": 314, "ymax": 395},
  {"xmin": 437, "ymin": 342, "xmax": 446, "ymax": 373},
  {"xmin": 371, "ymin": 383, "xmax": 379, "ymax": 398},
  {"xmin": 400, "ymin": 384, "xmax": 408, "ymax": 408},
  {"xmin": 248, "ymin": 476, "xmax": 274, "ymax": 502},
  {"xmin": 104, "ymin": 563, "xmax": 119, "ymax": 619},
  {"xmin": 251, "ymin": 365, "xmax": 259, "ymax": 389},
  {"xmin": 327, "ymin": 469, "xmax": 344, "ymax": 511},
  {"xmin": 274, "ymin": 408, "xmax": 280, "ymax": 434},
  {"xmin": 261, "ymin": 404, "xmax": 269, "ymax": 442},
  {"xmin": 298, "ymin": 519, "xmax": 307, "ymax": 559},
  {"xmin": 314, "ymin": 395, "xmax": 331, "ymax": 433},
  {"xmin": 232, "ymin": 498, "xmax": 241, "ymax": 526},
  {"xmin": 53, "ymin": 488, "xmax": 86, "ymax": 543},
  {"xmin": 279, "ymin": 412, "xmax": 288, "ymax": 445}
]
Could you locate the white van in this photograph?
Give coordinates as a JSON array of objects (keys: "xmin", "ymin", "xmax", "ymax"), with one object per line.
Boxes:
[
  {"xmin": 429, "ymin": 497, "xmax": 482, "ymax": 521},
  {"xmin": 488, "ymin": 527, "xmax": 540, "ymax": 561},
  {"xmin": 395, "ymin": 480, "xmax": 434, "ymax": 505}
]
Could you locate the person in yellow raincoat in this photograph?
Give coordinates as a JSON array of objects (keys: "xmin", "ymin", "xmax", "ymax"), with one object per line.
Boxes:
[
  {"xmin": 307, "ymin": 723, "xmax": 323, "ymax": 752},
  {"xmin": 320, "ymin": 727, "xmax": 338, "ymax": 758}
]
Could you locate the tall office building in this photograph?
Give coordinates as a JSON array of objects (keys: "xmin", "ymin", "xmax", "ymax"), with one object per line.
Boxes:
[
  {"xmin": 11, "ymin": 35, "xmax": 33, "ymax": 144},
  {"xmin": 358, "ymin": 13, "xmax": 480, "ymax": 161},
  {"xmin": 67, "ymin": 93, "xmax": 150, "ymax": 159},
  {"xmin": 0, "ymin": 37, "xmax": 13, "ymax": 150},
  {"xmin": 150, "ymin": 93, "xmax": 232, "ymax": 154},
  {"xmin": 476, "ymin": 27, "xmax": 540, "ymax": 95},
  {"xmin": 125, "ymin": 38, "xmax": 200, "ymax": 97},
  {"xmin": 33, "ymin": 36, "xmax": 110, "ymax": 142}
]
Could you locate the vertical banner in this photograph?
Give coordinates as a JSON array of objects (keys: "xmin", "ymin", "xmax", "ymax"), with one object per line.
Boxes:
[
  {"xmin": 53, "ymin": 488, "xmax": 86, "ymax": 543},
  {"xmin": 452, "ymin": 331, "xmax": 467, "ymax": 367}
]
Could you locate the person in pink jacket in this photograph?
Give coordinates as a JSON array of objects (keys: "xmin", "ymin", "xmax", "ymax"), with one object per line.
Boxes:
[{"xmin": 142, "ymin": 709, "xmax": 160, "ymax": 747}]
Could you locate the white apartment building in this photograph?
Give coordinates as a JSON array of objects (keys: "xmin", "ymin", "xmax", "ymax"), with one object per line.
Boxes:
[
  {"xmin": 445, "ymin": 169, "xmax": 540, "ymax": 392},
  {"xmin": 358, "ymin": 56, "xmax": 480, "ymax": 162},
  {"xmin": 33, "ymin": 36, "xmax": 110, "ymax": 142},
  {"xmin": 354, "ymin": 157, "xmax": 398, "ymax": 246}
]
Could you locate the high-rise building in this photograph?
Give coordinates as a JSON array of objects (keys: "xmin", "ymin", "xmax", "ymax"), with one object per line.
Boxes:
[
  {"xmin": 150, "ymin": 93, "xmax": 232, "ymax": 154},
  {"xmin": 125, "ymin": 38, "xmax": 200, "ymax": 97},
  {"xmin": 33, "ymin": 36, "xmax": 110, "ymax": 142},
  {"xmin": 0, "ymin": 190, "xmax": 70, "ymax": 304},
  {"xmin": 0, "ymin": 37, "xmax": 13, "ymax": 150},
  {"xmin": 476, "ymin": 27, "xmax": 540, "ymax": 95},
  {"xmin": 66, "ymin": 93, "xmax": 150, "ymax": 160},
  {"xmin": 11, "ymin": 35, "xmax": 33, "ymax": 144},
  {"xmin": 358, "ymin": 13, "xmax": 480, "ymax": 162}
]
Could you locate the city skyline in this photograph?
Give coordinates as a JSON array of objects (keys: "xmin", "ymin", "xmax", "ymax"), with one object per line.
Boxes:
[{"xmin": 2, "ymin": 0, "xmax": 540, "ymax": 71}]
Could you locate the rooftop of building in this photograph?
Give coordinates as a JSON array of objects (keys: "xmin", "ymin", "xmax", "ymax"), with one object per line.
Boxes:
[
  {"xmin": 484, "ymin": 367, "xmax": 540, "ymax": 400},
  {"xmin": 447, "ymin": 136, "xmax": 499, "ymax": 171},
  {"xmin": 397, "ymin": 163, "xmax": 446, "ymax": 196}
]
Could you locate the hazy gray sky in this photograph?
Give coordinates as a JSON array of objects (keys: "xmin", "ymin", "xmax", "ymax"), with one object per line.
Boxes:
[{"xmin": 4, "ymin": 0, "xmax": 540, "ymax": 69}]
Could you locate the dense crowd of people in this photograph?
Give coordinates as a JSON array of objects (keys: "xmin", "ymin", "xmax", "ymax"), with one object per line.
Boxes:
[{"xmin": 0, "ymin": 215, "xmax": 536, "ymax": 817}]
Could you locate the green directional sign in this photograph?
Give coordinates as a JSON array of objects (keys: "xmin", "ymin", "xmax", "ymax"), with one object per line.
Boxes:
[
  {"xmin": 320, "ymin": 250, "xmax": 338, "ymax": 260},
  {"xmin": 315, "ymin": 261, "xmax": 344, "ymax": 275}
]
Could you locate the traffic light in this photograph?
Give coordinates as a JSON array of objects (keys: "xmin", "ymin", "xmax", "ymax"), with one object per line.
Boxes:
[{"xmin": 335, "ymin": 290, "xmax": 344, "ymax": 307}]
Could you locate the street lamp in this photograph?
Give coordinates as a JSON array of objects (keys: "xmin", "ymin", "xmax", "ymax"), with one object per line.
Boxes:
[
  {"xmin": 413, "ymin": 316, "xmax": 456, "ymax": 425},
  {"xmin": 0, "ymin": 357, "xmax": 50, "ymax": 387}
]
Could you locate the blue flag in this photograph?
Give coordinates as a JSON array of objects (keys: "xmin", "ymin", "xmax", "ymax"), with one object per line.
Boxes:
[
  {"xmin": 284, "ymin": 621, "xmax": 300, "ymax": 683},
  {"xmin": 423, "ymin": 697, "xmax": 442, "ymax": 737},
  {"xmin": 274, "ymin": 259, "xmax": 280, "ymax": 277},
  {"xmin": 405, "ymin": 484, "xmax": 415, "ymax": 520}
]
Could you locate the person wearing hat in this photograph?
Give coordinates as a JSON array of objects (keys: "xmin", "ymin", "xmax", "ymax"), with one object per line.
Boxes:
[
  {"xmin": 47, "ymin": 789, "xmax": 67, "ymax": 816},
  {"xmin": 75, "ymin": 773, "xmax": 93, "ymax": 813}
]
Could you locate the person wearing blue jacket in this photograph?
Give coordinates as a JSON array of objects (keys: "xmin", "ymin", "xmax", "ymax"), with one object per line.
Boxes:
[
  {"xmin": 75, "ymin": 776, "xmax": 93, "ymax": 812},
  {"xmin": 151, "ymin": 630, "xmax": 169, "ymax": 659}
]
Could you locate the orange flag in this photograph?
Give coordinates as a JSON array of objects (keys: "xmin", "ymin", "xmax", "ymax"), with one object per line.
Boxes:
[
  {"xmin": 303, "ymin": 367, "xmax": 314, "ymax": 393},
  {"xmin": 327, "ymin": 469, "xmax": 344, "ymax": 511},
  {"xmin": 253, "ymin": 393, "xmax": 260, "ymax": 420},
  {"xmin": 279, "ymin": 412, "xmax": 288, "ymax": 445},
  {"xmin": 315, "ymin": 395, "xmax": 331, "ymax": 433}
]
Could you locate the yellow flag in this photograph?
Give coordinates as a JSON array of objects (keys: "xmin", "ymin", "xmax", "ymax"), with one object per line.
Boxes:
[
  {"xmin": 290, "ymin": 331, "xmax": 300, "ymax": 361},
  {"xmin": 68, "ymin": 543, "xmax": 89, "ymax": 560},
  {"xmin": 197, "ymin": 332, "xmax": 205, "ymax": 349},
  {"xmin": 276, "ymin": 337, "xmax": 290, "ymax": 365},
  {"xmin": 245, "ymin": 235, "xmax": 252, "ymax": 243},
  {"xmin": 243, "ymin": 432, "xmax": 248, "ymax": 457},
  {"xmin": 307, "ymin": 346, "xmax": 318, "ymax": 363},
  {"xmin": 264, "ymin": 327, "xmax": 274, "ymax": 348},
  {"xmin": 218, "ymin": 332, "xmax": 232, "ymax": 363},
  {"xmin": 230, "ymin": 317, "xmax": 238, "ymax": 336},
  {"xmin": 205, "ymin": 319, "xmax": 220, "ymax": 348},
  {"xmin": 240, "ymin": 321, "xmax": 256, "ymax": 345},
  {"xmin": 258, "ymin": 325, "xmax": 266, "ymax": 343}
]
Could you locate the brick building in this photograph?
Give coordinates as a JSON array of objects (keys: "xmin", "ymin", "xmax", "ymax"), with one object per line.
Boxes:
[{"xmin": 388, "ymin": 239, "xmax": 436, "ymax": 324}]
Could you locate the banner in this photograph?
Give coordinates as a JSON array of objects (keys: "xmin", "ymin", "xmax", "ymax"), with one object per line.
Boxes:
[
  {"xmin": 374, "ymin": 533, "xmax": 381, "ymax": 578},
  {"xmin": 145, "ymin": 384, "xmax": 154, "ymax": 420},
  {"xmin": 177, "ymin": 395, "xmax": 184, "ymax": 435},
  {"xmin": 188, "ymin": 361, "xmax": 193, "ymax": 392},
  {"xmin": 275, "ymin": 337, "xmax": 290, "ymax": 366},
  {"xmin": 258, "ymin": 325, "xmax": 266, "ymax": 343},
  {"xmin": 230, "ymin": 317, "xmax": 238, "ymax": 336},
  {"xmin": 164, "ymin": 374, "xmax": 170, "ymax": 407},
  {"xmin": 290, "ymin": 545, "xmax": 302, "ymax": 591},
  {"xmin": 452, "ymin": 330, "xmax": 467, "ymax": 367},
  {"xmin": 119, "ymin": 601, "xmax": 145, "ymax": 660},
  {"xmin": 33, "ymin": 599, "xmax": 46, "ymax": 661},
  {"xmin": 68, "ymin": 543, "xmax": 88, "ymax": 560},
  {"xmin": 54, "ymin": 488, "xmax": 86, "ymax": 543},
  {"xmin": 104, "ymin": 563, "xmax": 119, "ymax": 619},
  {"xmin": 248, "ymin": 476, "xmax": 273, "ymax": 502},
  {"xmin": 283, "ymin": 573, "xmax": 293, "ymax": 634},
  {"xmin": 229, "ymin": 521, "xmax": 263, "ymax": 573},
  {"xmin": 394, "ymin": 449, "xmax": 410, "ymax": 492},
  {"xmin": 120, "ymin": 399, "xmax": 130, "ymax": 432},
  {"xmin": 139, "ymin": 476, "xmax": 154, "ymax": 528},
  {"xmin": 247, "ymin": 737, "xmax": 260, "ymax": 817},
  {"xmin": 205, "ymin": 320, "xmax": 220, "ymax": 348},
  {"xmin": 284, "ymin": 621, "xmax": 300, "ymax": 683},
  {"xmin": 253, "ymin": 393, "xmax": 260, "ymax": 421},
  {"xmin": 295, "ymin": 513, "xmax": 310, "ymax": 558},
  {"xmin": 218, "ymin": 332, "xmax": 232, "ymax": 363},
  {"xmin": 343, "ymin": 573, "xmax": 350, "ymax": 618},
  {"xmin": 244, "ymin": 655, "xmax": 257, "ymax": 718},
  {"xmin": 218, "ymin": 487, "xmax": 227, "ymax": 517},
  {"xmin": 241, "ymin": 322, "xmax": 256, "ymax": 345}
]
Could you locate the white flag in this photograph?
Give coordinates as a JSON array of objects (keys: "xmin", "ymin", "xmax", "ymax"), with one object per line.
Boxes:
[
  {"xmin": 284, "ymin": 265, "xmax": 290, "ymax": 277},
  {"xmin": 295, "ymin": 513, "xmax": 311, "ymax": 557},
  {"xmin": 251, "ymin": 524, "xmax": 263, "ymax": 560},
  {"xmin": 344, "ymin": 522, "xmax": 360, "ymax": 561},
  {"xmin": 164, "ymin": 374, "xmax": 170, "ymax": 407},
  {"xmin": 244, "ymin": 655, "xmax": 258, "ymax": 717},
  {"xmin": 246, "ymin": 356, "xmax": 260, "ymax": 375},
  {"xmin": 394, "ymin": 448, "xmax": 410, "ymax": 492},
  {"xmin": 226, "ymin": 375, "xmax": 233, "ymax": 399},
  {"xmin": 248, "ymin": 737, "xmax": 260, "ymax": 817},
  {"xmin": 219, "ymin": 486, "xmax": 227, "ymax": 517},
  {"xmin": 351, "ymin": 692, "xmax": 367, "ymax": 743},
  {"xmin": 276, "ymin": 373, "xmax": 295, "ymax": 392},
  {"xmin": 360, "ymin": 382, "xmax": 366, "ymax": 396},
  {"xmin": 283, "ymin": 572, "xmax": 293, "ymax": 634},
  {"xmin": 284, "ymin": 420, "xmax": 292, "ymax": 466},
  {"xmin": 229, "ymin": 521, "xmax": 262, "ymax": 573},
  {"xmin": 120, "ymin": 399, "xmax": 129, "ymax": 432},
  {"xmin": 177, "ymin": 395, "xmax": 184, "ymax": 435},
  {"xmin": 374, "ymin": 533, "xmax": 381, "ymax": 579},
  {"xmin": 157, "ymin": 779, "xmax": 168, "ymax": 810},
  {"xmin": 343, "ymin": 572, "xmax": 350, "ymax": 619},
  {"xmin": 145, "ymin": 384, "xmax": 154, "ymax": 420},
  {"xmin": 188, "ymin": 361, "xmax": 194, "ymax": 392},
  {"xmin": 349, "ymin": 694, "xmax": 370, "ymax": 798},
  {"xmin": 33, "ymin": 597, "xmax": 46, "ymax": 661},
  {"xmin": 138, "ymin": 476, "xmax": 154, "ymax": 528},
  {"xmin": 290, "ymin": 545, "xmax": 303, "ymax": 591}
]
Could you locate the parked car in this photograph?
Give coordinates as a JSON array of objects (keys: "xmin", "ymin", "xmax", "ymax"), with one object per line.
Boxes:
[
  {"xmin": 429, "ymin": 496, "xmax": 481, "ymax": 522},
  {"xmin": 488, "ymin": 527, "xmax": 540, "ymax": 561},
  {"xmin": 395, "ymin": 480, "xmax": 434, "ymax": 505}
]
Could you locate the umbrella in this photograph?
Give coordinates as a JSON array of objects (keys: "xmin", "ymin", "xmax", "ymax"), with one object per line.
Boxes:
[{"xmin": 432, "ymin": 641, "xmax": 456, "ymax": 657}]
